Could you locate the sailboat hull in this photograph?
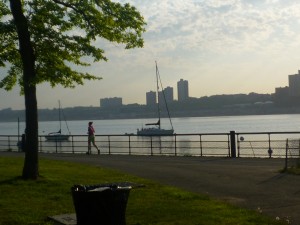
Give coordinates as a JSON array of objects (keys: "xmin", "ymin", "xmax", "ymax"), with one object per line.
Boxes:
[
  {"xmin": 46, "ymin": 101, "xmax": 71, "ymax": 141},
  {"xmin": 137, "ymin": 128, "xmax": 174, "ymax": 136}
]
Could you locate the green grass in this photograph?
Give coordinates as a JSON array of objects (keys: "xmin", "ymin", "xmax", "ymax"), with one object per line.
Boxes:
[
  {"xmin": 283, "ymin": 167, "xmax": 300, "ymax": 175},
  {"xmin": 0, "ymin": 156, "xmax": 286, "ymax": 225}
]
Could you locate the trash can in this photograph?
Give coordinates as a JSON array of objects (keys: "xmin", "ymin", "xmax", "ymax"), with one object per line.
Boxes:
[{"xmin": 71, "ymin": 183, "xmax": 132, "ymax": 225}]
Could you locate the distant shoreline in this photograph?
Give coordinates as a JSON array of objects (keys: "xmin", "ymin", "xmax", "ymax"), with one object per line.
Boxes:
[{"xmin": 1, "ymin": 104, "xmax": 300, "ymax": 122}]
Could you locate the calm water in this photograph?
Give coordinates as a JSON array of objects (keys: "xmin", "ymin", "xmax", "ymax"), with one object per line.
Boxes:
[{"xmin": 1, "ymin": 114, "xmax": 300, "ymax": 136}]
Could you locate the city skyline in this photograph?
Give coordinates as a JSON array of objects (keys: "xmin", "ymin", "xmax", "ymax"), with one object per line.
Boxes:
[{"xmin": 2, "ymin": 1, "xmax": 300, "ymax": 110}]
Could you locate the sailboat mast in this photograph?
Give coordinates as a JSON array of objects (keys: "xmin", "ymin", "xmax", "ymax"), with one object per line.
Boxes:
[
  {"xmin": 156, "ymin": 62, "xmax": 174, "ymax": 131},
  {"xmin": 155, "ymin": 61, "xmax": 161, "ymax": 129}
]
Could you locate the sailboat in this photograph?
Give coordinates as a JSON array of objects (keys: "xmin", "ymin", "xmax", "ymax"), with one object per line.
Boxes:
[
  {"xmin": 137, "ymin": 62, "xmax": 174, "ymax": 136},
  {"xmin": 45, "ymin": 101, "xmax": 71, "ymax": 141}
]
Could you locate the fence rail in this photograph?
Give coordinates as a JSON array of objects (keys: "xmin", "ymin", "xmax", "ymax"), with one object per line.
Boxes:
[{"xmin": 1, "ymin": 131, "xmax": 300, "ymax": 159}]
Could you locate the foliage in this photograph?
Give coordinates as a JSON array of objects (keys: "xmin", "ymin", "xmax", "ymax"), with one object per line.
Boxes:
[
  {"xmin": 0, "ymin": 0, "xmax": 146, "ymax": 179},
  {"xmin": 0, "ymin": 156, "xmax": 286, "ymax": 225},
  {"xmin": 0, "ymin": 0, "xmax": 146, "ymax": 91}
]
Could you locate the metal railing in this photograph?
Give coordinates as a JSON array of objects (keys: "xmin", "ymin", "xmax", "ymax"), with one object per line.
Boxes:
[
  {"xmin": 1, "ymin": 131, "xmax": 300, "ymax": 158},
  {"xmin": 284, "ymin": 138, "xmax": 300, "ymax": 169}
]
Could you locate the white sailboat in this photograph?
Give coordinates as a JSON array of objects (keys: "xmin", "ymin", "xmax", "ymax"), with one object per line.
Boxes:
[
  {"xmin": 137, "ymin": 62, "xmax": 174, "ymax": 136},
  {"xmin": 45, "ymin": 101, "xmax": 71, "ymax": 141}
]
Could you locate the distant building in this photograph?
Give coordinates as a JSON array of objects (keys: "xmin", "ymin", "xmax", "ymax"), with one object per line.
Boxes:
[
  {"xmin": 177, "ymin": 79, "xmax": 189, "ymax": 101},
  {"xmin": 275, "ymin": 86, "xmax": 289, "ymax": 99},
  {"xmin": 289, "ymin": 70, "xmax": 300, "ymax": 97},
  {"xmin": 163, "ymin": 86, "xmax": 174, "ymax": 103},
  {"xmin": 158, "ymin": 86, "xmax": 174, "ymax": 104},
  {"xmin": 100, "ymin": 97, "xmax": 122, "ymax": 108},
  {"xmin": 146, "ymin": 91, "xmax": 156, "ymax": 106}
]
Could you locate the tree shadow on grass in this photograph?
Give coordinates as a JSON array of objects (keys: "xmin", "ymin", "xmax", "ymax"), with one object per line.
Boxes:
[{"xmin": 0, "ymin": 176, "xmax": 24, "ymax": 185}]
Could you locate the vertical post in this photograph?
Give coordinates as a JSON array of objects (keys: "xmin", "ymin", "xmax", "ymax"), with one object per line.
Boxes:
[
  {"xmin": 285, "ymin": 139, "xmax": 288, "ymax": 171},
  {"xmin": 72, "ymin": 136, "xmax": 74, "ymax": 154},
  {"xmin": 18, "ymin": 117, "xmax": 20, "ymax": 151},
  {"xmin": 227, "ymin": 134, "xmax": 231, "ymax": 157},
  {"xmin": 230, "ymin": 131, "xmax": 236, "ymax": 158},
  {"xmin": 39, "ymin": 136, "xmax": 42, "ymax": 153},
  {"xmin": 267, "ymin": 133, "xmax": 273, "ymax": 158},
  {"xmin": 108, "ymin": 136, "xmax": 111, "ymax": 155},
  {"xmin": 174, "ymin": 135, "xmax": 177, "ymax": 156},
  {"xmin": 150, "ymin": 136, "xmax": 153, "ymax": 156},
  {"xmin": 128, "ymin": 135, "xmax": 131, "ymax": 155},
  {"xmin": 236, "ymin": 134, "xmax": 240, "ymax": 157},
  {"xmin": 174, "ymin": 134, "xmax": 177, "ymax": 156},
  {"xmin": 298, "ymin": 139, "xmax": 300, "ymax": 157},
  {"xmin": 55, "ymin": 139, "xmax": 58, "ymax": 153},
  {"xmin": 200, "ymin": 135, "xmax": 203, "ymax": 157},
  {"xmin": 8, "ymin": 136, "xmax": 11, "ymax": 151}
]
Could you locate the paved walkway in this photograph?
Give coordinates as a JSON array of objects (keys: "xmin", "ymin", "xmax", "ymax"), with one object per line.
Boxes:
[{"xmin": 2, "ymin": 152, "xmax": 300, "ymax": 224}]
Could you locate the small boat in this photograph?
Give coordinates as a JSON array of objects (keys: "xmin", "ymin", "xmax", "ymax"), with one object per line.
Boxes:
[
  {"xmin": 137, "ymin": 62, "xmax": 174, "ymax": 136},
  {"xmin": 45, "ymin": 129, "xmax": 70, "ymax": 141},
  {"xmin": 45, "ymin": 101, "xmax": 70, "ymax": 141}
]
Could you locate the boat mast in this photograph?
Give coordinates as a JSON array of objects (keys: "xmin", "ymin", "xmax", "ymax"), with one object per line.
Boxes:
[
  {"xmin": 155, "ymin": 61, "xmax": 161, "ymax": 129},
  {"xmin": 156, "ymin": 62, "xmax": 174, "ymax": 131}
]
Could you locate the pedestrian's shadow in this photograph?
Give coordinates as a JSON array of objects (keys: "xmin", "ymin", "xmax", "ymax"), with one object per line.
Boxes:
[{"xmin": 258, "ymin": 173, "xmax": 287, "ymax": 184}]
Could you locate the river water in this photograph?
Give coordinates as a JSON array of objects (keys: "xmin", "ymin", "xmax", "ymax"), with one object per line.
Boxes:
[
  {"xmin": 1, "ymin": 114, "xmax": 300, "ymax": 157},
  {"xmin": 1, "ymin": 114, "xmax": 300, "ymax": 136}
]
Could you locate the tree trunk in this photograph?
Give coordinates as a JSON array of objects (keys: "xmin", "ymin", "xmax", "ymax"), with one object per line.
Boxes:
[{"xmin": 10, "ymin": 0, "xmax": 39, "ymax": 179}]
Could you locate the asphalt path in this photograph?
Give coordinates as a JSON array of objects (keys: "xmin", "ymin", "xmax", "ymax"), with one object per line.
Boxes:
[{"xmin": 2, "ymin": 152, "xmax": 300, "ymax": 224}]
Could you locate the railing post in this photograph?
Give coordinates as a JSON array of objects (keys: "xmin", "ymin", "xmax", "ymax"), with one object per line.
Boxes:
[
  {"xmin": 298, "ymin": 139, "xmax": 300, "ymax": 157},
  {"xmin": 8, "ymin": 136, "xmax": 11, "ymax": 151},
  {"xmin": 236, "ymin": 134, "xmax": 240, "ymax": 157},
  {"xmin": 150, "ymin": 136, "xmax": 153, "ymax": 156},
  {"xmin": 128, "ymin": 135, "xmax": 131, "ymax": 155},
  {"xmin": 174, "ymin": 134, "xmax": 177, "ymax": 156},
  {"xmin": 108, "ymin": 136, "xmax": 111, "ymax": 155},
  {"xmin": 267, "ymin": 133, "xmax": 273, "ymax": 158},
  {"xmin": 55, "ymin": 139, "xmax": 58, "ymax": 153},
  {"xmin": 285, "ymin": 138, "xmax": 288, "ymax": 171},
  {"xmin": 200, "ymin": 134, "xmax": 203, "ymax": 157},
  {"xmin": 71, "ymin": 136, "xmax": 74, "ymax": 154},
  {"xmin": 230, "ymin": 131, "xmax": 236, "ymax": 158},
  {"xmin": 39, "ymin": 136, "xmax": 43, "ymax": 153}
]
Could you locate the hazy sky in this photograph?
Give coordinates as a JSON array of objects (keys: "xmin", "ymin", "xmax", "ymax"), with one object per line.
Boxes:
[{"xmin": 1, "ymin": 0, "xmax": 300, "ymax": 110}]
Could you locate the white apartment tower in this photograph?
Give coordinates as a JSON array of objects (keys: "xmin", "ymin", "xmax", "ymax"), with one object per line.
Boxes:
[{"xmin": 177, "ymin": 79, "xmax": 189, "ymax": 101}]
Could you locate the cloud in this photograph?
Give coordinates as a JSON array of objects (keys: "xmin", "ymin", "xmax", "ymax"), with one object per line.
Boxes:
[
  {"xmin": 3, "ymin": 0, "xmax": 300, "ymax": 110},
  {"xmin": 118, "ymin": 0, "xmax": 300, "ymax": 55}
]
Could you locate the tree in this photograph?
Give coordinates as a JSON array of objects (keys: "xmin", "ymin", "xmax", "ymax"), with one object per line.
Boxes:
[{"xmin": 0, "ymin": 0, "xmax": 146, "ymax": 179}]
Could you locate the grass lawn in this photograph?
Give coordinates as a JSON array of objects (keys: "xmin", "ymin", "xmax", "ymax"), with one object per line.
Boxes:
[{"xmin": 0, "ymin": 156, "xmax": 286, "ymax": 225}]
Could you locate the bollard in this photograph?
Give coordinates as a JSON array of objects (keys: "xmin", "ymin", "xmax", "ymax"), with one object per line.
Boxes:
[{"xmin": 230, "ymin": 131, "xmax": 236, "ymax": 158}]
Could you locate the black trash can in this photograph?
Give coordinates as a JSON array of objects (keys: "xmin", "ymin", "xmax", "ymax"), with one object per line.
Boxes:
[{"xmin": 71, "ymin": 183, "xmax": 132, "ymax": 225}]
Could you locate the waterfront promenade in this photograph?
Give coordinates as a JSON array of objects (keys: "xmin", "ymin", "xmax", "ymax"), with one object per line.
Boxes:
[{"xmin": 2, "ymin": 152, "xmax": 300, "ymax": 224}]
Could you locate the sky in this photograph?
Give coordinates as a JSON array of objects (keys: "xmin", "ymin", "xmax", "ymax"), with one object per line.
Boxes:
[{"xmin": 2, "ymin": 0, "xmax": 300, "ymax": 110}]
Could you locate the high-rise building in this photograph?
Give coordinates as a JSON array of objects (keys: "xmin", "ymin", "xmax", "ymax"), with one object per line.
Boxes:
[
  {"xmin": 177, "ymin": 79, "xmax": 189, "ymax": 101},
  {"xmin": 163, "ymin": 86, "xmax": 174, "ymax": 103},
  {"xmin": 289, "ymin": 70, "xmax": 300, "ymax": 97},
  {"xmin": 146, "ymin": 91, "xmax": 156, "ymax": 106},
  {"xmin": 158, "ymin": 86, "xmax": 174, "ymax": 104}
]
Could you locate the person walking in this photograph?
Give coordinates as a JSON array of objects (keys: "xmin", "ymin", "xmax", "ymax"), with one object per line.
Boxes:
[{"xmin": 87, "ymin": 121, "xmax": 100, "ymax": 154}]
